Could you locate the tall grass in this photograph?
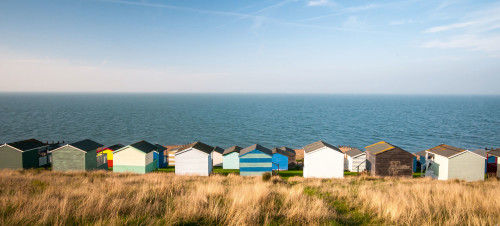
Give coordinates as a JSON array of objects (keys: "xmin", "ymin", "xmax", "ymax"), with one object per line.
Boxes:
[{"xmin": 0, "ymin": 170, "xmax": 498, "ymax": 225}]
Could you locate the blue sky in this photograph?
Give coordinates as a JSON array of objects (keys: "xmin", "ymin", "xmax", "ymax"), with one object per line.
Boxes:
[{"xmin": 1, "ymin": 0, "xmax": 499, "ymax": 94}]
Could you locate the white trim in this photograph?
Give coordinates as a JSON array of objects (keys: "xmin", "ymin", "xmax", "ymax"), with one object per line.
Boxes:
[
  {"xmin": 176, "ymin": 147, "xmax": 210, "ymax": 156},
  {"xmin": 449, "ymin": 150, "xmax": 486, "ymax": 159},
  {"xmin": 2, "ymin": 143, "xmax": 48, "ymax": 153},
  {"xmin": 113, "ymin": 146, "xmax": 147, "ymax": 155},
  {"xmin": 50, "ymin": 144, "xmax": 88, "ymax": 153},
  {"xmin": 2, "ymin": 144, "xmax": 25, "ymax": 153}
]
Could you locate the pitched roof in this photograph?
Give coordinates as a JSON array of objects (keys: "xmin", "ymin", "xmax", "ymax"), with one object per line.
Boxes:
[
  {"xmin": 472, "ymin": 149, "xmax": 488, "ymax": 158},
  {"xmin": 130, "ymin": 140, "xmax": 159, "ymax": 154},
  {"xmin": 155, "ymin": 144, "xmax": 167, "ymax": 152},
  {"xmin": 7, "ymin": 139, "xmax": 47, "ymax": 151},
  {"xmin": 107, "ymin": 144, "xmax": 125, "ymax": 151},
  {"xmin": 303, "ymin": 141, "xmax": 342, "ymax": 154},
  {"xmin": 272, "ymin": 146, "xmax": 296, "ymax": 157},
  {"xmin": 426, "ymin": 144, "xmax": 466, "ymax": 158},
  {"xmin": 414, "ymin": 150, "xmax": 427, "ymax": 157},
  {"xmin": 345, "ymin": 148, "xmax": 364, "ymax": 157},
  {"xmin": 223, "ymin": 146, "xmax": 242, "ymax": 155},
  {"xmin": 69, "ymin": 139, "xmax": 103, "ymax": 152},
  {"xmin": 239, "ymin": 144, "xmax": 272, "ymax": 156},
  {"xmin": 488, "ymin": 149, "xmax": 500, "ymax": 157},
  {"xmin": 365, "ymin": 141, "xmax": 396, "ymax": 154},
  {"xmin": 213, "ymin": 146, "xmax": 224, "ymax": 154},
  {"xmin": 165, "ymin": 145, "xmax": 186, "ymax": 152},
  {"xmin": 178, "ymin": 141, "xmax": 214, "ymax": 154}
]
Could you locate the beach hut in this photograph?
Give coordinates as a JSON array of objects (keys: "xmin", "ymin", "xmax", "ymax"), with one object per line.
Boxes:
[
  {"xmin": 239, "ymin": 144, "xmax": 273, "ymax": 176},
  {"xmin": 487, "ymin": 149, "xmax": 500, "ymax": 178},
  {"xmin": 271, "ymin": 147, "xmax": 296, "ymax": 171},
  {"xmin": 97, "ymin": 144, "xmax": 124, "ymax": 168},
  {"xmin": 344, "ymin": 148, "xmax": 366, "ymax": 172},
  {"xmin": 165, "ymin": 145, "xmax": 185, "ymax": 166},
  {"xmin": 425, "ymin": 144, "xmax": 485, "ymax": 181},
  {"xmin": 414, "ymin": 150, "xmax": 427, "ymax": 171},
  {"xmin": 365, "ymin": 141, "xmax": 413, "ymax": 177},
  {"xmin": 303, "ymin": 141, "xmax": 344, "ymax": 178},
  {"xmin": 472, "ymin": 149, "xmax": 497, "ymax": 174},
  {"xmin": 155, "ymin": 144, "xmax": 168, "ymax": 168},
  {"xmin": 175, "ymin": 141, "xmax": 213, "ymax": 176},
  {"xmin": 113, "ymin": 140, "xmax": 159, "ymax": 174},
  {"xmin": 212, "ymin": 146, "xmax": 224, "ymax": 167},
  {"xmin": 51, "ymin": 139, "xmax": 107, "ymax": 171},
  {"xmin": 0, "ymin": 139, "xmax": 49, "ymax": 169},
  {"xmin": 223, "ymin": 146, "xmax": 241, "ymax": 169}
]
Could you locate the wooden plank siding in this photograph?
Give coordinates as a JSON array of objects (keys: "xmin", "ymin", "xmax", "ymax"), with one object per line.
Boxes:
[
  {"xmin": 0, "ymin": 146, "xmax": 23, "ymax": 169},
  {"xmin": 223, "ymin": 152, "xmax": 239, "ymax": 169},
  {"xmin": 113, "ymin": 147, "xmax": 157, "ymax": 174},
  {"xmin": 239, "ymin": 150, "xmax": 272, "ymax": 176},
  {"xmin": 272, "ymin": 153, "xmax": 289, "ymax": 170},
  {"xmin": 52, "ymin": 146, "xmax": 86, "ymax": 171},
  {"xmin": 367, "ymin": 148, "xmax": 413, "ymax": 177},
  {"xmin": 175, "ymin": 148, "xmax": 212, "ymax": 176}
]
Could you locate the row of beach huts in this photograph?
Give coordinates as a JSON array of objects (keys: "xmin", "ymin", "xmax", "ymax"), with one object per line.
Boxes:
[{"xmin": 0, "ymin": 138, "xmax": 499, "ymax": 181}]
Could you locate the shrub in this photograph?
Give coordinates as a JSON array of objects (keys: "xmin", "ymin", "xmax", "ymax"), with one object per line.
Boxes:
[{"xmin": 262, "ymin": 172, "xmax": 271, "ymax": 181}]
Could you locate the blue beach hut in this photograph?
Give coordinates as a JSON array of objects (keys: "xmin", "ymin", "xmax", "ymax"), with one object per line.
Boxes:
[
  {"xmin": 271, "ymin": 147, "xmax": 295, "ymax": 171},
  {"xmin": 239, "ymin": 144, "xmax": 272, "ymax": 176},
  {"xmin": 155, "ymin": 144, "xmax": 167, "ymax": 168},
  {"xmin": 223, "ymin": 146, "xmax": 241, "ymax": 169}
]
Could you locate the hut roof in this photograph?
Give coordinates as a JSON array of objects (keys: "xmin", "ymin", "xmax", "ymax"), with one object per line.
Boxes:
[
  {"xmin": 155, "ymin": 144, "xmax": 167, "ymax": 152},
  {"xmin": 69, "ymin": 139, "xmax": 103, "ymax": 152},
  {"xmin": 7, "ymin": 139, "xmax": 46, "ymax": 151},
  {"xmin": 414, "ymin": 150, "xmax": 427, "ymax": 157},
  {"xmin": 129, "ymin": 140, "xmax": 158, "ymax": 154},
  {"xmin": 272, "ymin": 147, "xmax": 295, "ymax": 157},
  {"xmin": 223, "ymin": 146, "xmax": 242, "ymax": 155},
  {"xmin": 165, "ymin": 145, "xmax": 186, "ymax": 152},
  {"xmin": 472, "ymin": 149, "xmax": 488, "ymax": 158},
  {"xmin": 303, "ymin": 141, "xmax": 342, "ymax": 154},
  {"xmin": 178, "ymin": 141, "xmax": 214, "ymax": 154},
  {"xmin": 487, "ymin": 149, "xmax": 500, "ymax": 158},
  {"xmin": 365, "ymin": 141, "xmax": 397, "ymax": 154},
  {"xmin": 426, "ymin": 144, "xmax": 466, "ymax": 158},
  {"xmin": 239, "ymin": 144, "xmax": 272, "ymax": 156},
  {"xmin": 213, "ymin": 146, "xmax": 224, "ymax": 154},
  {"xmin": 345, "ymin": 148, "xmax": 364, "ymax": 157},
  {"xmin": 107, "ymin": 144, "xmax": 125, "ymax": 151}
]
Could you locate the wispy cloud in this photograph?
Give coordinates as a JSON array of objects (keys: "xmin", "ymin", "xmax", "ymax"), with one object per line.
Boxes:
[
  {"xmin": 422, "ymin": 4, "xmax": 500, "ymax": 54},
  {"xmin": 389, "ymin": 19, "xmax": 418, "ymax": 26},
  {"xmin": 307, "ymin": 0, "xmax": 330, "ymax": 7}
]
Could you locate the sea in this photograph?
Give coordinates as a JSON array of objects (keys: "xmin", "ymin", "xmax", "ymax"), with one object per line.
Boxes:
[{"xmin": 1, "ymin": 93, "xmax": 499, "ymax": 152}]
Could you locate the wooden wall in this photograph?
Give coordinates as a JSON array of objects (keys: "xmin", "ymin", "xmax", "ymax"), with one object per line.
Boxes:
[{"xmin": 369, "ymin": 148, "xmax": 413, "ymax": 177}]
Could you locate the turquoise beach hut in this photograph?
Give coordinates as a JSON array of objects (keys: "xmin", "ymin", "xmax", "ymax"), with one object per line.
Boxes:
[
  {"xmin": 223, "ymin": 146, "xmax": 241, "ymax": 169},
  {"xmin": 239, "ymin": 144, "xmax": 272, "ymax": 176}
]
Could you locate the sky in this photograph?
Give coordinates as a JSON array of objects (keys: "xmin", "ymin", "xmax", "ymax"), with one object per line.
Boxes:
[{"xmin": 1, "ymin": 0, "xmax": 500, "ymax": 94}]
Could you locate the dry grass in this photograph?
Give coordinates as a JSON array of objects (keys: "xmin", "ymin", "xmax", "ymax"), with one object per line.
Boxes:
[{"xmin": 0, "ymin": 170, "xmax": 499, "ymax": 225}]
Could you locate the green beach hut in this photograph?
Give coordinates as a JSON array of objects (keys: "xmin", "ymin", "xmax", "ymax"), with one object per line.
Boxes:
[
  {"xmin": 113, "ymin": 140, "xmax": 159, "ymax": 174},
  {"xmin": 51, "ymin": 139, "xmax": 108, "ymax": 171},
  {"xmin": 0, "ymin": 139, "xmax": 49, "ymax": 169},
  {"xmin": 223, "ymin": 146, "xmax": 242, "ymax": 169}
]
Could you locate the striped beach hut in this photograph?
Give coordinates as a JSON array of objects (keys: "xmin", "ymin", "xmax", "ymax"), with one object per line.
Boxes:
[
  {"xmin": 212, "ymin": 146, "xmax": 224, "ymax": 167},
  {"xmin": 113, "ymin": 140, "xmax": 159, "ymax": 174},
  {"xmin": 425, "ymin": 144, "xmax": 485, "ymax": 181},
  {"xmin": 365, "ymin": 141, "xmax": 413, "ymax": 177},
  {"xmin": 303, "ymin": 141, "xmax": 344, "ymax": 178},
  {"xmin": 51, "ymin": 139, "xmax": 107, "ymax": 171},
  {"xmin": 344, "ymin": 148, "xmax": 366, "ymax": 172},
  {"xmin": 223, "ymin": 146, "xmax": 241, "ymax": 169},
  {"xmin": 165, "ymin": 145, "xmax": 185, "ymax": 166},
  {"xmin": 97, "ymin": 144, "xmax": 124, "ymax": 168},
  {"xmin": 239, "ymin": 144, "xmax": 272, "ymax": 176},
  {"xmin": 175, "ymin": 141, "xmax": 213, "ymax": 176},
  {"xmin": 271, "ymin": 147, "xmax": 296, "ymax": 171},
  {"xmin": 0, "ymin": 139, "xmax": 49, "ymax": 169}
]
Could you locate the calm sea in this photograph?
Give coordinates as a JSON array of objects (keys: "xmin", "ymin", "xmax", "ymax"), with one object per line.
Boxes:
[{"xmin": 1, "ymin": 93, "xmax": 499, "ymax": 152}]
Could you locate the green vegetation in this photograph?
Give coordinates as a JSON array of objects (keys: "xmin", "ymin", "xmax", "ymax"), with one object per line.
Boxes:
[{"xmin": 157, "ymin": 166, "xmax": 175, "ymax": 173}]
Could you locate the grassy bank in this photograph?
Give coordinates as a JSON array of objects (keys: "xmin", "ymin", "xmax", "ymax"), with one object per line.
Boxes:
[{"xmin": 0, "ymin": 170, "xmax": 498, "ymax": 225}]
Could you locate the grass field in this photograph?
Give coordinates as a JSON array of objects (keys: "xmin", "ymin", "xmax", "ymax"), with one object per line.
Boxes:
[{"xmin": 0, "ymin": 169, "xmax": 498, "ymax": 225}]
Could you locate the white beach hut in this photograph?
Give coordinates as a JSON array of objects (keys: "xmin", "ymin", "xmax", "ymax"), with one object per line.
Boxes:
[
  {"xmin": 425, "ymin": 144, "xmax": 485, "ymax": 181},
  {"xmin": 303, "ymin": 141, "xmax": 344, "ymax": 178},
  {"xmin": 344, "ymin": 148, "xmax": 366, "ymax": 172},
  {"xmin": 212, "ymin": 146, "xmax": 224, "ymax": 167},
  {"xmin": 175, "ymin": 141, "xmax": 213, "ymax": 176}
]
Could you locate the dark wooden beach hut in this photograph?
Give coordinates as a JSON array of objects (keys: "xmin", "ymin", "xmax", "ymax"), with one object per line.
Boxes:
[
  {"xmin": 487, "ymin": 149, "xmax": 500, "ymax": 178},
  {"xmin": 365, "ymin": 141, "xmax": 414, "ymax": 177},
  {"xmin": 0, "ymin": 139, "xmax": 49, "ymax": 169}
]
